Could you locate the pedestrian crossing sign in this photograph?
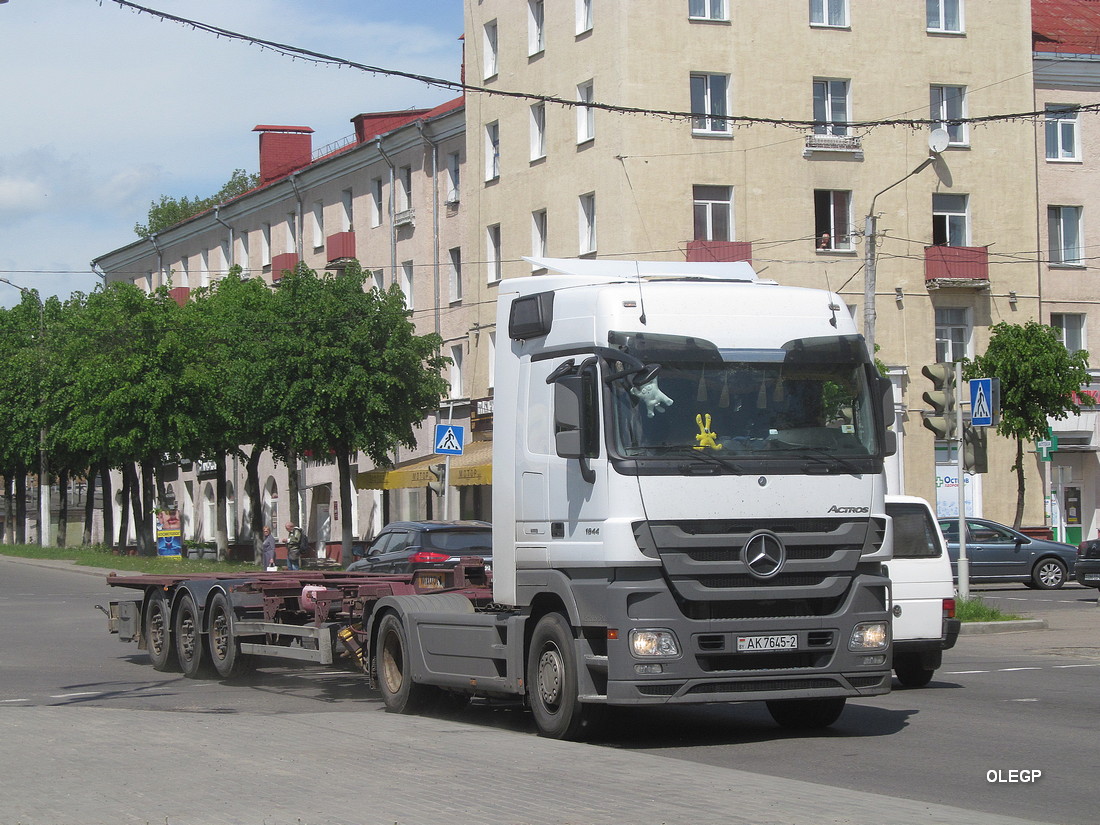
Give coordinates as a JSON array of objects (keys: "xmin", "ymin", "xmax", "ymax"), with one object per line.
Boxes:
[{"xmin": 434, "ymin": 424, "xmax": 465, "ymax": 455}]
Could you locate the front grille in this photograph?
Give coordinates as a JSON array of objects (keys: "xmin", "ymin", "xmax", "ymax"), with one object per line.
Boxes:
[
  {"xmin": 637, "ymin": 683, "xmax": 682, "ymax": 696},
  {"xmin": 698, "ymin": 652, "xmax": 827, "ymax": 671},
  {"xmin": 698, "ymin": 573, "xmax": 832, "ymax": 588},
  {"xmin": 686, "ymin": 677, "xmax": 839, "ymax": 695}
]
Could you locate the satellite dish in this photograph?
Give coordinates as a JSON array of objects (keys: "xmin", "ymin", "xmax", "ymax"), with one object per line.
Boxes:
[{"xmin": 929, "ymin": 128, "xmax": 950, "ymax": 154}]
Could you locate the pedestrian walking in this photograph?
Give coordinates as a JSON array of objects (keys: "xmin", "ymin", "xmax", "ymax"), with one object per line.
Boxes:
[
  {"xmin": 261, "ymin": 525, "xmax": 276, "ymax": 570},
  {"xmin": 285, "ymin": 522, "xmax": 303, "ymax": 571}
]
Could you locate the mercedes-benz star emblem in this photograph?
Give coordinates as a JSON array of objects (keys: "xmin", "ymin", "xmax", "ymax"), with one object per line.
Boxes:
[{"xmin": 741, "ymin": 531, "xmax": 786, "ymax": 579}]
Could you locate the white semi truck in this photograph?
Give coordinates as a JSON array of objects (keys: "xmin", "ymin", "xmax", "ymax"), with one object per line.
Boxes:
[{"xmin": 104, "ymin": 257, "xmax": 896, "ymax": 740}]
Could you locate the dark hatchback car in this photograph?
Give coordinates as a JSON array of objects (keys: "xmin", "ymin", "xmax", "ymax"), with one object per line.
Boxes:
[
  {"xmin": 937, "ymin": 517, "xmax": 1078, "ymax": 589},
  {"xmin": 347, "ymin": 520, "xmax": 492, "ymax": 574},
  {"xmin": 1074, "ymin": 538, "xmax": 1100, "ymax": 589}
]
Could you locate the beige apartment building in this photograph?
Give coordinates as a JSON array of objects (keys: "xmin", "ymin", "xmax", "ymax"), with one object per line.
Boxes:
[
  {"xmin": 1033, "ymin": 0, "xmax": 1100, "ymax": 543},
  {"xmin": 463, "ymin": 0, "xmax": 1043, "ymax": 524}
]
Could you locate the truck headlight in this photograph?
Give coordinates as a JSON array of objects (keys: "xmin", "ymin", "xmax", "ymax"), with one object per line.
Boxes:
[
  {"xmin": 848, "ymin": 622, "xmax": 889, "ymax": 651},
  {"xmin": 629, "ymin": 628, "xmax": 680, "ymax": 658}
]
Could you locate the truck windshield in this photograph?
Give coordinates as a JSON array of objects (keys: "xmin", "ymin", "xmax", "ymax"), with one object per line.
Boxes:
[{"xmin": 607, "ymin": 332, "xmax": 880, "ymax": 461}]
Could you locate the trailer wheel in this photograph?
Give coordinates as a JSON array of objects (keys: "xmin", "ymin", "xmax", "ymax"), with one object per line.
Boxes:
[
  {"xmin": 208, "ymin": 592, "xmax": 253, "ymax": 679},
  {"xmin": 526, "ymin": 612, "xmax": 600, "ymax": 740},
  {"xmin": 174, "ymin": 594, "xmax": 213, "ymax": 679},
  {"xmin": 376, "ymin": 613, "xmax": 435, "ymax": 714},
  {"xmin": 144, "ymin": 590, "xmax": 179, "ymax": 672},
  {"xmin": 765, "ymin": 696, "xmax": 846, "ymax": 729}
]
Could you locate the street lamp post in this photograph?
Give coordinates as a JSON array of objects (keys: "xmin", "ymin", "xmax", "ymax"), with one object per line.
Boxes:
[{"xmin": 0, "ymin": 276, "xmax": 49, "ymax": 547}]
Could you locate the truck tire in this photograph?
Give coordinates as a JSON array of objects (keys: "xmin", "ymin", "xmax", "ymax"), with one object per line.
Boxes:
[
  {"xmin": 766, "ymin": 696, "xmax": 846, "ymax": 729},
  {"xmin": 207, "ymin": 592, "xmax": 253, "ymax": 679},
  {"xmin": 1032, "ymin": 557, "xmax": 1067, "ymax": 590},
  {"xmin": 376, "ymin": 613, "xmax": 435, "ymax": 714},
  {"xmin": 144, "ymin": 590, "xmax": 179, "ymax": 672},
  {"xmin": 894, "ymin": 653, "xmax": 935, "ymax": 688},
  {"xmin": 174, "ymin": 594, "xmax": 213, "ymax": 679},
  {"xmin": 526, "ymin": 612, "xmax": 601, "ymax": 741}
]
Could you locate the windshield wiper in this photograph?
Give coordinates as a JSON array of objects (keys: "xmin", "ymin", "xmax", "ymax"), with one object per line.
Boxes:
[{"xmin": 676, "ymin": 449, "xmax": 744, "ymax": 475}]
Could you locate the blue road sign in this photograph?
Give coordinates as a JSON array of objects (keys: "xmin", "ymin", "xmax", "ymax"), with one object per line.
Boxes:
[
  {"xmin": 969, "ymin": 377, "xmax": 997, "ymax": 427},
  {"xmin": 434, "ymin": 424, "xmax": 465, "ymax": 455}
]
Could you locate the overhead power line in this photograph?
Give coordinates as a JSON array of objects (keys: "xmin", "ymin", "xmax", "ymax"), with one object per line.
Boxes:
[{"xmin": 105, "ymin": 0, "xmax": 1100, "ymax": 131}]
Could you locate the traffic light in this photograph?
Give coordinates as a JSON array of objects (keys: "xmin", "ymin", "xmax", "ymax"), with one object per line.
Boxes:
[
  {"xmin": 427, "ymin": 463, "xmax": 446, "ymax": 496},
  {"xmin": 962, "ymin": 425, "xmax": 988, "ymax": 474},
  {"xmin": 921, "ymin": 363, "xmax": 957, "ymax": 439}
]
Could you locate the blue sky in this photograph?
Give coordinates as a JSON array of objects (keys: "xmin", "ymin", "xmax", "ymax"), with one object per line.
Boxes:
[{"xmin": 0, "ymin": 0, "xmax": 465, "ymax": 307}]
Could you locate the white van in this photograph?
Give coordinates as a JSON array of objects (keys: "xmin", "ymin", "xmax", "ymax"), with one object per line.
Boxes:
[{"xmin": 885, "ymin": 495, "xmax": 961, "ymax": 687}]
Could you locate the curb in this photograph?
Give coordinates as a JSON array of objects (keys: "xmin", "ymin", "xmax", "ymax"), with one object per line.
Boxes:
[{"xmin": 958, "ymin": 618, "xmax": 1048, "ymax": 634}]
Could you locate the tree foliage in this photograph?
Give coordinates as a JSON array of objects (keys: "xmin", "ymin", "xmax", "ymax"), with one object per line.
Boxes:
[
  {"xmin": 965, "ymin": 321, "xmax": 1093, "ymax": 526},
  {"xmin": 134, "ymin": 169, "xmax": 259, "ymax": 239}
]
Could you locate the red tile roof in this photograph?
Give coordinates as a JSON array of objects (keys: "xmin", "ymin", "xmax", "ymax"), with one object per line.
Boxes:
[{"xmin": 1033, "ymin": 0, "xmax": 1100, "ymax": 55}]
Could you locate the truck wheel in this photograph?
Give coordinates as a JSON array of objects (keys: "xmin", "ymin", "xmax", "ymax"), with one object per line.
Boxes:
[
  {"xmin": 174, "ymin": 594, "xmax": 213, "ymax": 679},
  {"xmin": 526, "ymin": 612, "xmax": 600, "ymax": 740},
  {"xmin": 207, "ymin": 592, "xmax": 253, "ymax": 679},
  {"xmin": 376, "ymin": 613, "xmax": 435, "ymax": 714},
  {"xmin": 1032, "ymin": 557, "xmax": 1067, "ymax": 590},
  {"xmin": 766, "ymin": 696, "xmax": 846, "ymax": 729},
  {"xmin": 144, "ymin": 590, "xmax": 179, "ymax": 672},
  {"xmin": 894, "ymin": 653, "xmax": 935, "ymax": 688}
]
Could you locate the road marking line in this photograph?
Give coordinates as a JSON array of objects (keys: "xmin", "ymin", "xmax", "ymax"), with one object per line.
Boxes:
[
  {"xmin": 0, "ymin": 698, "xmax": 29, "ymax": 703},
  {"xmin": 946, "ymin": 670, "xmax": 990, "ymax": 674},
  {"xmin": 1008, "ymin": 698, "xmax": 1039, "ymax": 702},
  {"xmin": 998, "ymin": 667, "xmax": 1040, "ymax": 672},
  {"xmin": 1054, "ymin": 663, "xmax": 1100, "ymax": 668},
  {"xmin": 50, "ymin": 692, "xmax": 101, "ymax": 699}
]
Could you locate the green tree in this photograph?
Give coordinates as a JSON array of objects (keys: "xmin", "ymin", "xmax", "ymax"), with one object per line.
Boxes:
[
  {"xmin": 965, "ymin": 321, "xmax": 1093, "ymax": 527},
  {"xmin": 134, "ymin": 169, "xmax": 260, "ymax": 239},
  {"xmin": 269, "ymin": 263, "xmax": 449, "ymax": 565}
]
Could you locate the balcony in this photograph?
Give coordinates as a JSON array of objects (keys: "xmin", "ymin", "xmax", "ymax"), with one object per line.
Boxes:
[
  {"xmin": 270, "ymin": 252, "xmax": 300, "ymax": 281},
  {"xmin": 394, "ymin": 208, "xmax": 415, "ymax": 228},
  {"xmin": 924, "ymin": 246, "xmax": 990, "ymax": 289},
  {"xmin": 803, "ymin": 133, "xmax": 863, "ymax": 159},
  {"xmin": 168, "ymin": 287, "xmax": 190, "ymax": 307},
  {"xmin": 326, "ymin": 231, "xmax": 356, "ymax": 264},
  {"xmin": 686, "ymin": 240, "xmax": 753, "ymax": 265}
]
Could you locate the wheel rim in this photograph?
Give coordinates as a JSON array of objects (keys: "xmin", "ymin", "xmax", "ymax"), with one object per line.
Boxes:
[
  {"xmin": 380, "ymin": 629, "xmax": 404, "ymax": 695},
  {"xmin": 179, "ymin": 610, "xmax": 198, "ymax": 663},
  {"xmin": 149, "ymin": 603, "xmax": 167, "ymax": 656},
  {"xmin": 1039, "ymin": 562, "xmax": 1063, "ymax": 587},
  {"xmin": 211, "ymin": 608, "xmax": 230, "ymax": 662},
  {"xmin": 536, "ymin": 644, "xmax": 564, "ymax": 711}
]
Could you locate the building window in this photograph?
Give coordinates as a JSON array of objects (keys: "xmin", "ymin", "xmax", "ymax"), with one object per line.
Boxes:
[
  {"xmin": 487, "ymin": 224, "xmax": 502, "ymax": 282},
  {"xmin": 930, "ymin": 85, "xmax": 967, "ymax": 146},
  {"xmin": 369, "ymin": 268, "xmax": 384, "ymax": 292},
  {"xmin": 532, "ymin": 209, "xmax": 548, "ymax": 263},
  {"xmin": 446, "ymin": 152, "xmax": 461, "ymax": 203},
  {"xmin": 693, "ymin": 185, "xmax": 733, "ymax": 241},
  {"xmin": 690, "ymin": 73, "xmax": 730, "ymax": 135},
  {"xmin": 529, "ymin": 0, "xmax": 545, "ymax": 55},
  {"xmin": 400, "ymin": 260, "xmax": 414, "ymax": 310},
  {"xmin": 483, "ymin": 20, "xmax": 498, "ymax": 80},
  {"xmin": 932, "ymin": 193, "xmax": 969, "ymax": 246},
  {"xmin": 813, "ymin": 79, "xmax": 850, "ymax": 136},
  {"xmin": 237, "ymin": 233, "xmax": 249, "ymax": 272},
  {"xmin": 689, "ymin": 0, "xmax": 727, "ymax": 21},
  {"xmin": 485, "ymin": 122, "xmax": 500, "ymax": 181},
  {"xmin": 1045, "ymin": 106, "xmax": 1079, "ymax": 161},
  {"xmin": 450, "ymin": 344, "xmax": 465, "ymax": 399},
  {"xmin": 285, "ymin": 213, "xmax": 298, "ymax": 256},
  {"xmin": 926, "ymin": 0, "xmax": 963, "ymax": 33},
  {"xmin": 810, "ymin": 0, "xmax": 847, "ymax": 27},
  {"xmin": 577, "ymin": 80, "xmax": 595, "ymax": 143},
  {"xmin": 310, "ymin": 201, "xmax": 324, "ymax": 250},
  {"xmin": 813, "ymin": 190, "xmax": 852, "ymax": 250},
  {"xmin": 397, "ymin": 166, "xmax": 412, "ymax": 212},
  {"xmin": 200, "ymin": 250, "xmax": 210, "ymax": 288},
  {"xmin": 530, "ymin": 102, "xmax": 546, "ymax": 160},
  {"xmin": 1048, "ymin": 206, "xmax": 1083, "ymax": 266},
  {"xmin": 448, "ymin": 247, "xmax": 462, "ymax": 303},
  {"xmin": 579, "ymin": 193, "xmax": 597, "ymax": 254},
  {"xmin": 370, "ymin": 179, "xmax": 383, "ymax": 227},
  {"xmin": 935, "ymin": 307, "xmax": 969, "ymax": 363},
  {"xmin": 341, "ymin": 188, "xmax": 353, "ymax": 232},
  {"xmin": 576, "ymin": 0, "xmax": 593, "ymax": 34},
  {"xmin": 1051, "ymin": 313, "xmax": 1085, "ymax": 353}
]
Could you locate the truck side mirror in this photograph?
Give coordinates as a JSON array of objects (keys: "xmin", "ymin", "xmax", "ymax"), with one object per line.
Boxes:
[{"xmin": 554, "ymin": 374, "xmax": 587, "ymax": 459}]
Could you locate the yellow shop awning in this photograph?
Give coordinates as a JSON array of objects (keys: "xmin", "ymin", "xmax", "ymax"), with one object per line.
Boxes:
[{"xmin": 357, "ymin": 439, "xmax": 493, "ymax": 490}]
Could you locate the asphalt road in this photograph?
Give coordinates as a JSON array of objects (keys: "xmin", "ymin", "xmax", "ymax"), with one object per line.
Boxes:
[{"xmin": 1, "ymin": 557, "xmax": 1096, "ymax": 824}]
